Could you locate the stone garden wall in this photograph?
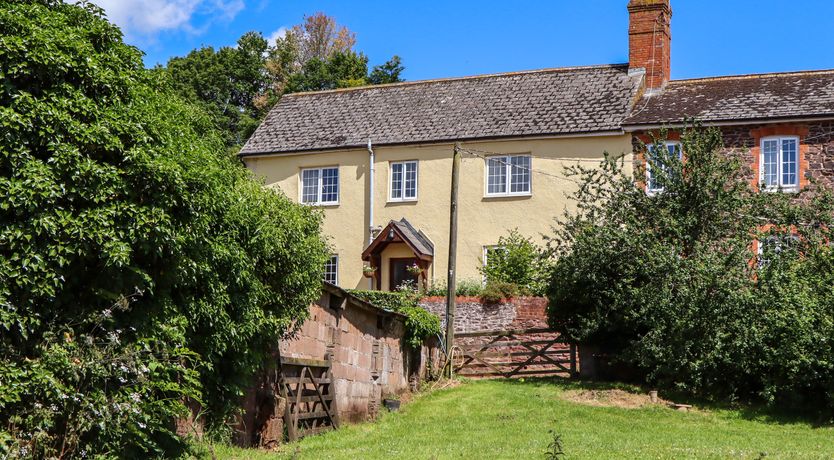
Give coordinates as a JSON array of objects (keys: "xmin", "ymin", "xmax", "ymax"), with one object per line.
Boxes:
[
  {"xmin": 418, "ymin": 296, "xmax": 549, "ymax": 333},
  {"xmin": 232, "ymin": 284, "xmax": 440, "ymax": 447}
]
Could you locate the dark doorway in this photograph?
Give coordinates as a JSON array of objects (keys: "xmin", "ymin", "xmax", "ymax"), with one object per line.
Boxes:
[{"xmin": 389, "ymin": 258, "xmax": 418, "ymax": 291}]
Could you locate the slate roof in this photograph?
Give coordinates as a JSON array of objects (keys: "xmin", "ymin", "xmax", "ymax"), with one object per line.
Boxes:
[
  {"xmin": 624, "ymin": 69, "xmax": 834, "ymax": 126},
  {"xmin": 392, "ymin": 219, "xmax": 434, "ymax": 257},
  {"xmin": 361, "ymin": 218, "xmax": 434, "ymax": 261},
  {"xmin": 239, "ymin": 64, "xmax": 642, "ymax": 156}
]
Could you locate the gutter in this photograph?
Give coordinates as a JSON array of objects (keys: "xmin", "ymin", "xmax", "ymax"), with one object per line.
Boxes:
[{"xmin": 237, "ymin": 130, "xmax": 627, "ymax": 158}]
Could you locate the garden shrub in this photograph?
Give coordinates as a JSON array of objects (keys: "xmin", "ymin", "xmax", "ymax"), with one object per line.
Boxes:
[
  {"xmin": 423, "ymin": 278, "xmax": 484, "ymax": 297},
  {"xmin": 546, "ymin": 125, "xmax": 834, "ymax": 418},
  {"xmin": 348, "ymin": 290, "xmax": 441, "ymax": 348},
  {"xmin": 479, "ymin": 281, "xmax": 520, "ymax": 304},
  {"xmin": 0, "ymin": 1, "xmax": 328, "ymax": 457},
  {"xmin": 480, "ymin": 229, "xmax": 551, "ymax": 295},
  {"xmin": 455, "ymin": 279, "xmax": 486, "ymax": 297}
]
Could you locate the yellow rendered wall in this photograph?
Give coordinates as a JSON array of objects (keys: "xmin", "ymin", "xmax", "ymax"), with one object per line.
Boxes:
[{"xmin": 244, "ymin": 135, "xmax": 633, "ymax": 290}]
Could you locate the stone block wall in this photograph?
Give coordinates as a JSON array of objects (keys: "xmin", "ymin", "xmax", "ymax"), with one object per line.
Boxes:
[
  {"xmin": 279, "ymin": 300, "xmax": 415, "ymax": 423},
  {"xmin": 418, "ymin": 296, "xmax": 549, "ymax": 333},
  {"xmin": 231, "ymin": 286, "xmax": 440, "ymax": 447},
  {"xmin": 419, "ymin": 296, "xmax": 574, "ymax": 378}
]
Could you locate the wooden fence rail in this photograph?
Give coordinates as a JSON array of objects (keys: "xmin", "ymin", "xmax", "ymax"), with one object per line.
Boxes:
[{"xmin": 453, "ymin": 328, "xmax": 577, "ymax": 379}]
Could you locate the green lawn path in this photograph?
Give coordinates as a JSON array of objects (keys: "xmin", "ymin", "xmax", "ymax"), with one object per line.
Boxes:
[{"xmin": 213, "ymin": 379, "xmax": 833, "ymax": 459}]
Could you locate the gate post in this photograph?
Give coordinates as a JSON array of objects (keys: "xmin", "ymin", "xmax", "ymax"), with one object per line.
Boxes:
[{"xmin": 569, "ymin": 344, "xmax": 578, "ymax": 378}]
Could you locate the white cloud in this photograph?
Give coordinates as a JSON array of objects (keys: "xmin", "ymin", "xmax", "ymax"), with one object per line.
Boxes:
[
  {"xmin": 267, "ymin": 26, "xmax": 288, "ymax": 45},
  {"xmin": 87, "ymin": 0, "xmax": 244, "ymax": 38},
  {"xmin": 211, "ymin": 0, "xmax": 245, "ymax": 20}
]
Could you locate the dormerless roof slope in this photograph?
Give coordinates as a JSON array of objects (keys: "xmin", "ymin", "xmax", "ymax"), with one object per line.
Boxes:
[
  {"xmin": 624, "ymin": 69, "xmax": 834, "ymax": 126},
  {"xmin": 239, "ymin": 64, "xmax": 643, "ymax": 156}
]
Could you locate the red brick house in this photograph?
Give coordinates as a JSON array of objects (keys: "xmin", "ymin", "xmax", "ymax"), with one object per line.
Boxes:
[{"xmin": 623, "ymin": 0, "xmax": 834, "ymax": 198}]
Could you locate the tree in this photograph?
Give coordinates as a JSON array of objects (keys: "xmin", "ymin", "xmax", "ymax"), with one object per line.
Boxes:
[
  {"xmin": 165, "ymin": 31, "xmax": 269, "ymax": 148},
  {"xmin": 546, "ymin": 125, "xmax": 834, "ymax": 416},
  {"xmin": 479, "ymin": 229, "xmax": 551, "ymax": 296},
  {"xmin": 166, "ymin": 13, "xmax": 406, "ymax": 148},
  {"xmin": 0, "ymin": 1, "xmax": 328, "ymax": 456},
  {"xmin": 369, "ymin": 55, "xmax": 405, "ymax": 85},
  {"xmin": 284, "ymin": 50, "xmax": 370, "ymax": 93},
  {"xmin": 291, "ymin": 11, "xmax": 356, "ymax": 64},
  {"xmin": 262, "ymin": 13, "xmax": 404, "ymax": 100}
]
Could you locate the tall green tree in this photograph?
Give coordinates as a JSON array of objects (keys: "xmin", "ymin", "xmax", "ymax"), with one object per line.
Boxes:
[
  {"xmin": 264, "ymin": 13, "xmax": 404, "ymax": 96},
  {"xmin": 369, "ymin": 55, "xmax": 405, "ymax": 85},
  {"xmin": 284, "ymin": 50, "xmax": 370, "ymax": 93},
  {"xmin": 166, "ymin": 13, "xmax": 405, "ymax": 149},
  {"xmin": 165, "ymin": 31, "xmax": 269, "ymax": 148},
  {"xmin": 0, "ymin": 1, "xmax": 328, "ymax": 457}
]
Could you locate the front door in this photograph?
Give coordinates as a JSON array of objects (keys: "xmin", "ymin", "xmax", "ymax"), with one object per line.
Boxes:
[{"xmin": 389, "ymin": 258, "xmax": 418, "ymax": 291}]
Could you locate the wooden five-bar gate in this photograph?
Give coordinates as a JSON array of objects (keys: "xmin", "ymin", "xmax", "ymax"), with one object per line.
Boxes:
[
  {"xmin": 277, "ymin": 357, "xmax": 338, "ymax": 442},
  {"xmin": 453, "ymin": 328, "xmax": 577, "ymax": 378}
]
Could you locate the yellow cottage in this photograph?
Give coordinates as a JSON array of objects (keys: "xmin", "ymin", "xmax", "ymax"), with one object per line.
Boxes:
[{"xmin": 240, "ymin": 1, "xmax": 675, "ymax": 290}]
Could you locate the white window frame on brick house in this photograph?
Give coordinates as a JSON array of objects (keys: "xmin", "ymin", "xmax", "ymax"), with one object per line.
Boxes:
[
  {"xmin": 756, "ymin": 234, "xmax": 799, "ymax": 267},
  {"xmin": 484, "ymin": 154, "xmax": 532, "ymax": 197},
  {"xmin": 388, "ymin": 160, "xmax": 418, "ymax": 202},
  {"xmin": 759, "ymin": 136, "xmax": 799, "ymax": 192},
  {"xmin": 299, "ymin": 166, "xmax": 339, "ymax": 205},
  {"xmin": 646, "ymin": 141, "xmax": 682, "ymax": 194},
  {"xmin": 323, "ymin": 254, "xmax": 338, "ymax": 285}
]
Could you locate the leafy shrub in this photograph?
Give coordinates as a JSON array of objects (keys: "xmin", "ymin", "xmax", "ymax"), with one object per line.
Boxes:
[
  {"xmin": 547, "ymin": 124, "xmax": 834, "ymax": 418},
  {"xmin": 480, "ymin": 230, "xmax": 551, "ymax": 295},
  {"xmin": 456, "ymin": 279, "xmax": 486, "ymax": 297},
  {"xmin": 479, "ymin": 281, "xmax": 520, "ymax": 304},
  {"xmin": 348, "ymin": 290, "xmax": 441, "ymax": 348},
  {"xmin": 0, "ymin": 1, "xmax": 327, "ymax": 456},
  {"xmin": 423, "ymin": 278, "xmax": 484, "ymax": 297}
]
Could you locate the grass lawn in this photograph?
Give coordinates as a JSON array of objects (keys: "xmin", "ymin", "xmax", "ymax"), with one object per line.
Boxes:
[{"xmin": 212, "ymin": 378, "xmax": 833, "ymax": 459}]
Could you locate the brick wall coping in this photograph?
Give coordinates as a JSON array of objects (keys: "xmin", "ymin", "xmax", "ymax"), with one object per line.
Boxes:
[{"xmin": 419, "ymin": 295, "xmax": 547, "ymax": 303}]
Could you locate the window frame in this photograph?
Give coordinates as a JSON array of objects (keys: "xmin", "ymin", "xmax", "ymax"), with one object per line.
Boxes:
[
  {"xmin": 323, "ymin": 254, "xmax": 338, "ymax": 285},
  {"xmin": 483, "ymin": 154, "xmax": 532, "ymax": 197},
  {"xmin": 759, "ymin": 135, "xmax": 800, "ymax": 192},
  {"xmin": 388, "ymin": 160, "xmax": 419, "ymax": 202},
  {"xmin": 481, "ymin": 245, "xmax": 505, "ymax": 283},
  {"xmin": 756, "ymin": 234, "xmax": 800, "ymax": 267},
  {"xmin": 299, "ymin": 166, "xmax": 340, "ymax": 206},
  {"xmin": 482, "ymin": 245, "xmax": 505, "ymax": 267},
  {"xmin": 646, "ymin": 141, "xmax": 682, "ymax": 194}
]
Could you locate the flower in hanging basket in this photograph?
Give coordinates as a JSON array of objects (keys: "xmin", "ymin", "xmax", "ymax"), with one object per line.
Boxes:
[
  {"xmin": 362, "ymin": 265, "xmax": 376, "ymax": 277},
  {"xmin": 406, "ymin": 263, "xmax": 422, "ymax": 275}
]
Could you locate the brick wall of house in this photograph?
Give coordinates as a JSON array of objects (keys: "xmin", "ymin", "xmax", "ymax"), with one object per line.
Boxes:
[
  {"xmin": 418, "ymin": 296, "xmax": 549, "ymax": 333},
  {"xmin": 633, "ymin": 121, "xmax": 834, "ymax": 193},
  {"xmin": 719, "ymin": 122, "xmax": 834, "ymax": 192}
]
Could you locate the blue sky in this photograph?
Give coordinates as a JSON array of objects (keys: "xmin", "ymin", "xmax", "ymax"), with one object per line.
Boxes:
[{"xmin": 100, "ymin": 0, "xmax": 834, "ymax": 81}]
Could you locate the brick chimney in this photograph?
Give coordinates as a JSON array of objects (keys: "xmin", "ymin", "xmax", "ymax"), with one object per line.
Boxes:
[{"xmin": 628, "ymin": 0, "xmax": 672, "ymax": 91}]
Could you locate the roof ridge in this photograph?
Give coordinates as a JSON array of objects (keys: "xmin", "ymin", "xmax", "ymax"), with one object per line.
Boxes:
[
  {"xmin": 281, "ymin": 63, "xmax": 630, "ymax": 97},
  {"xmin": 670, "ymin": 68, "xmax": 834, "ymax": 84}
]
